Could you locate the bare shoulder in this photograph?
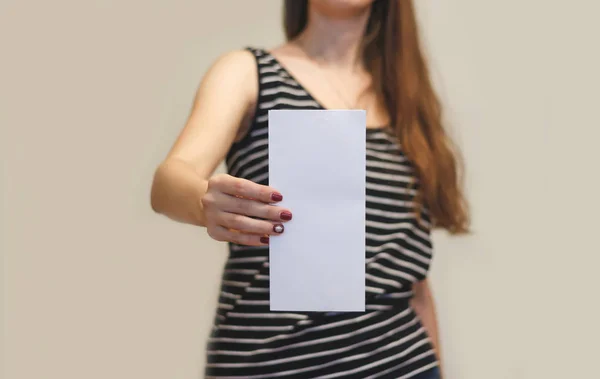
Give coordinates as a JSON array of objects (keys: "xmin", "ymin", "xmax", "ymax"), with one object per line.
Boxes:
[
  {"xmin": 201, "ymin": 49, "xmax": 257, "ymax": 96},
  {"xmin": 168, "ymin": 49, "xmax": 261, "ymax": 167},
  {"xmin": 210, "ymin": 49, "xmax": 256, "ymax": 73}
]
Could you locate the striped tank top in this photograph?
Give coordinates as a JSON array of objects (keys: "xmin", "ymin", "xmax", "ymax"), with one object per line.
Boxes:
[{"xmin": 205, "ymin": 48, "xmax": 439, "ymax": 378}]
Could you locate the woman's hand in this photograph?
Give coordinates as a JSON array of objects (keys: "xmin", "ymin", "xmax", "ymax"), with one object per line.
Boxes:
[{"xmin": 201, "ymin": 174, "xmax": 292, "ymax": 246}]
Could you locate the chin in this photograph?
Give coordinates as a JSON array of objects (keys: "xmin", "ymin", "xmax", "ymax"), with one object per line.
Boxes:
[{"xmin": 310, "ymin": 0, "xmax": 375, "ymax": 18}]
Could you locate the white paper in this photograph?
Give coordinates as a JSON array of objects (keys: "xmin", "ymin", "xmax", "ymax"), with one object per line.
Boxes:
[{"xmin": 268, "ymin": 109, "xmax": 366, "ymax": 312}]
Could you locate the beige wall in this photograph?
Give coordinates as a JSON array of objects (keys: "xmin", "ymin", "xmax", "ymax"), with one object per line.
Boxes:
[{"xmin": 2, "ymin": 1, "xmax": 599, "ymax": 379}]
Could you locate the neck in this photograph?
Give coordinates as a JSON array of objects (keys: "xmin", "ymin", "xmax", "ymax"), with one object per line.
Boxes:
[{"xmin": 295, "ymin": 6, "xmax": 371, "ymax": 70}]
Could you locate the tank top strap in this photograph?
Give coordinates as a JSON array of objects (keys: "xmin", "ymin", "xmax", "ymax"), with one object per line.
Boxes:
[
  {"xmin": 223, "ymin": 48, "xmax": 271, "ymax": 171},
  {"xmin": 243, "ymin": 47, "xmax": 274, "ymax": 127},
  {"xmin": 226, "ymin": 48, "xmax": 320, "ymax": 167},
  {"xmin": 245, "ymin": 46, "xmax": 272, "ymax": 66}
]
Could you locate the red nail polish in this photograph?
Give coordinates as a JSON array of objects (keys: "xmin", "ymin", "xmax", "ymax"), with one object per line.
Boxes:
[
  {"xmin": 280, "ymin": 211, "xmax": 293, "ymax": 221},
  {"xmin": 260, "ymin": 236, "xmax": 270, "ymax": 244},
  {"xmin": 271, "ymin": 192, "xmax": 283, "ymax": 202},
  {"xmin": 273, "ymin": 224, "xmax": 284, "ymax": 233}
]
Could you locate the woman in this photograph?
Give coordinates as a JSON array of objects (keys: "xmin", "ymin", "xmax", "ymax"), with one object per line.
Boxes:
[{"xmin": 151, "ymin": 0, "xmax": 469, "ymax": 378}]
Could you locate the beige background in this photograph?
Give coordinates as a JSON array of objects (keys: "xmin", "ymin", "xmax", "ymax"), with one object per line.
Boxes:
[{"xmin": 2, "ymin": 1, "xmax": 599, "ymax": 378}]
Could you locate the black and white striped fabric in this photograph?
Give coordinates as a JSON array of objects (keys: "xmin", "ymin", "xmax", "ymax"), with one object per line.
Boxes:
[{"xmin": 205, "ymin": 48, "xmax": 438, "ymax": 379}]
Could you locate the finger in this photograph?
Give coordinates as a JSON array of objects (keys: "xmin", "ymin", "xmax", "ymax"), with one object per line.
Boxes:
[
  {"xmin": 212, "ymin": 175, "xmax": 283, "ymax": 203},
  {"xmin": 210, "ymin": 226, "xmax": 269, "ymax": 246},
  {"xmin": 214, "ymin": 192, "xmax": 293, "ymax": 222},
  {"xmin": 217, "ymin": 212, "xmax": 285, "ymax": 236}
]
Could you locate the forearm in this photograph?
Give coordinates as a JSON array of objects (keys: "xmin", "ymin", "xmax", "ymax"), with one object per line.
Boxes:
[
  {"xmin": 150, "ymin": 158, "xmax": 209, "ymax": 227},
  {"xmin": 411, "ymin": 279, "xmax": 443, "ymax": 371}
]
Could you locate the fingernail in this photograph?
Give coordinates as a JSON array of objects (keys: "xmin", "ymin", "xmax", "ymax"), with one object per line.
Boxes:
[
  {"xmin": 260, "ymin": 236, "xmax": 270, "ymax": 244},
  {"xmin": 271, "ymin": 192, "xmax": 283, "ymax": 202},
  {"xmin": 273, "ymin": 224, "xmax": 284, "ymax": 233},
  {"xmin": 280, "ymin": 211, "xmax": 293, "ymax": 221}
]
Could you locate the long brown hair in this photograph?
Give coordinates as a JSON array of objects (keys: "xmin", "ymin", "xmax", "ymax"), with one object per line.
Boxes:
[{"xmin": 284, "ymin": 0, "xmax": 470, "ymax": 234}]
